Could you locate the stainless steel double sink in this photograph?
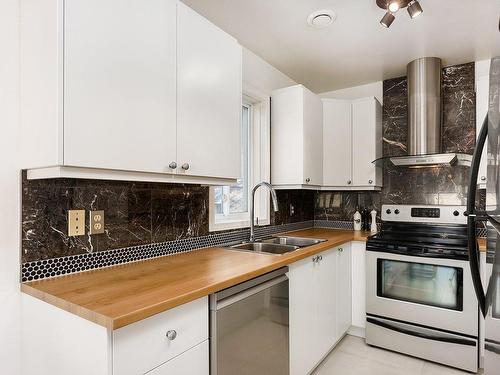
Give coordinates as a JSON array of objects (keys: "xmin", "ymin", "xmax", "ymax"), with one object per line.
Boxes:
[{"xmin": 228, "ymin": 236, "xmax": 326, "ymax": 255}]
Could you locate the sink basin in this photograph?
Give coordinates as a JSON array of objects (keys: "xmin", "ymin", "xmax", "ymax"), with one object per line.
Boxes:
[
  {"xmin": 262, "ymin": 236, "xmax": 327, "ymax": 247},
  {"xmin": 230, "ymin": 242, "xmax": 299, "ymax": 255}
]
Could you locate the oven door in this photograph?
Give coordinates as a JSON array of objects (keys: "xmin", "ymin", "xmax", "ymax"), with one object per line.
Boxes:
[{"xmin": 366, "ymin": 250, "xmax": 478, "ymax": 337}]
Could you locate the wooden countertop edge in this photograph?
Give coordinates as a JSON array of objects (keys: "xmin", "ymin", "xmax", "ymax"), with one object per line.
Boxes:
[
  {"xmin": 21, "ymin": 283, "xmax": 114, "ymax": 329},
  {"xmin": 111, "ymin": 234, "xmax": 362, "ymax": 328},
  {"xmin": 22, "ymin": 229, "xmax": 485, "ymax": 329}
]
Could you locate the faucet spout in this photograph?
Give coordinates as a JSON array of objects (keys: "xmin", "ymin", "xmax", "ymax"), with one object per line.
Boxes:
[{"xmin": 249, "ymin": 182, "xmax": 279, "ymax": 242}]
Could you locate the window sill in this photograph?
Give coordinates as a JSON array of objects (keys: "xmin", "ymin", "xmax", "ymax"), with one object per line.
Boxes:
[{"xmin": 209, "ymin": 218, "xmax": 270, "ymax": 232}]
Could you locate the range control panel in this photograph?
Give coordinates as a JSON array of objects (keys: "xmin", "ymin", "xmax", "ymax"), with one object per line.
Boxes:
[
  {"xmin": 411, "ymin": 207, "xmax": 440, "ymax": 218},
  {"xmin": 382, "ymin": 205, "xmax": 467, "ymax": 224}
]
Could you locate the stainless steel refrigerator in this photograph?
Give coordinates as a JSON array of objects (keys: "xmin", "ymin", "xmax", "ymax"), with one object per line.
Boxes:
[{"xmin": 467, "ymin": 56, "xmax": 500, "ymax": 374}]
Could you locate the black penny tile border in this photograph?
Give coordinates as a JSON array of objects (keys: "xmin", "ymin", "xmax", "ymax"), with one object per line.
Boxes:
[{"xmin": 21, "ymin": 220, "xmax": 314, "ymax": 282}]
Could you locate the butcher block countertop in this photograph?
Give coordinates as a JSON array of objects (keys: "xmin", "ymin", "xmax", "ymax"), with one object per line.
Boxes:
[{"xmin": 21, "ymin": 228, "xmax": 370, "ymax": 330}]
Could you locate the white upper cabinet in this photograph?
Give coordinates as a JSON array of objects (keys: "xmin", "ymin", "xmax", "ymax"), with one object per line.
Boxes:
[
  {"xmin": 21, "ymin": 0, "xmax": 241, "ymax": 184},
  {"xmin": 271, "ymin": 85, "xmax": 323, "ymax": 189},
  {"xmin": 323, "ymin": 99, "xmax": 352, "ymax": 187},
  {"xmin": 177, "ymin": 3, "xmax": 241, "ymax": 179},
  {"xmin": 64, "ymin": 0, "xmax": 177, "ymax": 173},
  {"xmin": 323, "ymin": 97, "xmax": 382, "ymax": 190}
]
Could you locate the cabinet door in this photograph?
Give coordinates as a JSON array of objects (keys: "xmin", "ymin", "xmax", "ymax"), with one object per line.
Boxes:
[
  {"xmin": 476, "ymin": 75, "xmax": 489, "ymax": 186},
  {"xmin": 351, "ymin": 241, "xmax": 366, "ymax": 329},
  {"xmin": 303, "ymin": 88, "xmax": 323, "ymax": 185},
  {"xmin": 64, "ymin": 0, "xmax": 177, "ymax": 172},
  {"xmin": 289, "ymin": 257, "xmax": 317, "ymax": 375},
  {"xmin": 146, "ymin": 340, "xmax": 209, "ymax": 375},
  {"xmin": 352, "ymin": 98, "xmax": 381, "ymax": 187},
  {"xmin": 315, "ymin": 248, "xmax": 338, "ymax": 358},
  {"xmin": 336, "ymin": 244, "xmax": 352, "ymax": 339},
  {"xmin": 323, "ymin": 99, "xmax": 352, "ymax": 187},
  {"xmin": 177, "ymin": 3, "xmax": 242, "ymax": 179},
  {"xmin": 271, "ymin": 86, "xmax": 305, "ymax": 185}
]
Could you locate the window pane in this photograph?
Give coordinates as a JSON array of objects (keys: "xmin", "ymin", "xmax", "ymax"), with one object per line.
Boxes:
[
  {"xmin": 377, "ymin": 259, "xmax": 463, "ymax": 311},
  {"xmin": 215, "ymin": 104, "xmax": 251, "ymax": 219}
]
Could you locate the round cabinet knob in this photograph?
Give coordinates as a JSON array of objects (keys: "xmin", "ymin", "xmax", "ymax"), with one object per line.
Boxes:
[
  {"xmin": 181, "ymin": 163, "xmax": 190, "ymax": 171},
  {"xmin": 453, "ymin": 210, "xmax": 460, "ymax": 217},
  {"xmin": 166, "ymin": 330, "xmax": 177, "ymax": 340},
  {"xmin": 394, "ymin": 209, "xmax": 400, "ymax": 215},
  {"xmin": 338, "ymin": 248, "xmax": 343, "ymax": 252},
  {"xmin": 318, "ymin": 255, "xmax": 323, "ymax": 261},
  {"xmin": 168, "ymin": 161, "xmax": 177, "ymax": 169},
  {"xmin": 481, "ymin": 176, "xmax": 486, "ymax": 181},
  {"xmin": 306, "ymin": 177, "xmax": 311, "ymax": 183},
  {"xmin": 347, "ymin": 180, "xmax": 352, "ymax": 185},
  {"xmin": 386, "ymin": 209, "xmax": 391, "ymax": 214},
  {"xmin": 368, "ymin": 180, "xmax": 373, "ymax": 184},
  {"xmin": 312, "ymin": 256, "xmax": 317, "ymax": 263}
]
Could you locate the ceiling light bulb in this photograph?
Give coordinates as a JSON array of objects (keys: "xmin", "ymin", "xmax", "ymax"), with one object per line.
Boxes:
[
  {"xmin": 388, "ymin": 1, "xmax": 400, "ymax": 13},
  {"xmin": 380, "ymin": 11, "xmax": 395, "ymax": 28},
  {"xmin": 407, "ymin": 0, "xmax": 423, "ymax": 19}
]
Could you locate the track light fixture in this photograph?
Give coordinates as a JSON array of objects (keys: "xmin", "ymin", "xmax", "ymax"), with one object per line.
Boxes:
[{"xmin": 376, "ymin": 0, "xmax": 423, "ymax": 28}]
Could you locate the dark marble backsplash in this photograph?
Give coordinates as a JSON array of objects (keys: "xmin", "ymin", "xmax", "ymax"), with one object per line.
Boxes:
[
  {"xmin": 21, "ymin": 175, "xmax": 316, "ymax": 263},
  {"xmin": 315, "ymin": 191, "xmax": 381, "ymax": 222}
]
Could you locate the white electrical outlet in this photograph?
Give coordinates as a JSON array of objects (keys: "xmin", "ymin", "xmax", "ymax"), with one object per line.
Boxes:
[
  {"xmin": 90, "ymin": 210, "xmax": 105, "ymax": 235},
  {"xmin": 68, "ymin": 210, "xmax": 85, "ymax": 236}
]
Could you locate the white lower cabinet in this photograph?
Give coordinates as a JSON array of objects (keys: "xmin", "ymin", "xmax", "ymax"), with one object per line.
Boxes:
[
  {"xmin": 289, "ymin": 244, "xmax": 352, "ymax": 375},
  {"xmin": 113, "ymin": 297, "xmax": 208, "ymax": 375},
  {"xmin": 146, "ymin": 340, "xmax": 209, "ymax": 375}
]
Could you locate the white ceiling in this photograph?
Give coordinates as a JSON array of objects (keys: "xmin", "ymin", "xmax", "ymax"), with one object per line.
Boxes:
[{"xmin": 182, "ymin": 0, "xmax": 500, "ymax": 93}]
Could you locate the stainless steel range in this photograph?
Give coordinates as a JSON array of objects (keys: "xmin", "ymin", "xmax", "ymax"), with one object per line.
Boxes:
[{"xmin": 365, "ymin": 205, "xmax": 479, "ymax": 372}]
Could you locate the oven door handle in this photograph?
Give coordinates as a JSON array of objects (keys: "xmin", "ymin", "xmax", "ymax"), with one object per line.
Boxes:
[
  {"xmin": 367, "ymin": 318, "xmax": 477, "ymax": 347},
  {"xmin": 466, "ymin": 113, "xmax": 488, "ymax": 318}
]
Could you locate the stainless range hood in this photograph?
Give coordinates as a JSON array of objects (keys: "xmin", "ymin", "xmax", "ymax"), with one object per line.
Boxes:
[{"xmin": 384, "ymin": 57, "xmax": 472, "ymax": 168}]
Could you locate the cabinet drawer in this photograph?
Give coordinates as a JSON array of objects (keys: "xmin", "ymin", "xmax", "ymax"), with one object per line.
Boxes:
[
  {"xmin": 145, "ymin": 340, "xmax": 209, "ymax": 375},
  {"xmin": 113, "ymin": 297, "xmax": 208, "ymax": 375}
]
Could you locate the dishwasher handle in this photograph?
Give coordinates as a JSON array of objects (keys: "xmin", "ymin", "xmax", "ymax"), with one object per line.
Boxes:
[{"xmin": 215, "ymin": 275, "xmax": 288, "ymax": 310}]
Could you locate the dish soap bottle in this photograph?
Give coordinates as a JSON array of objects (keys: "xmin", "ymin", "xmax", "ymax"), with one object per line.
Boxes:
[
  {"xmin": 354, "ymin": 208, "xmax": 362, "ymax": 231},
  {"xmin": 370, "ymin": 209, "xmax": 378, "ymax": 233}
]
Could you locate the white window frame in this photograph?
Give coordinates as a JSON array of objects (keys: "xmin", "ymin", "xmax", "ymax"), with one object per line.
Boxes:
[{"xmin": 209, "ymin": 82, "xmax": 271, "ymax": 232}]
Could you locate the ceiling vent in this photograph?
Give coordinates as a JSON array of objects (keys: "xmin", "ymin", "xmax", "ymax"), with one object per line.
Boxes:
[{"xmin": 307, "ymin": 10, "xmax": 336, "ymax": 29}]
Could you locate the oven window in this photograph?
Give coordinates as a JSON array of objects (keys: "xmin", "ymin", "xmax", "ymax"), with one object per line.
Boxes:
[{"xmin": 377, "ymin": 259, "xmax": 463, "ymax": 311}]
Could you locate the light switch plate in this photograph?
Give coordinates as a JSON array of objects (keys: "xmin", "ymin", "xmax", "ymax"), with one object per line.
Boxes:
[
  {"xmin": 89, "ymin": 210, "xmax": 105, "ymax": 235},
  {"xmin": 68, "ymin": 210, "xmax": 85, "ymax": 236}
]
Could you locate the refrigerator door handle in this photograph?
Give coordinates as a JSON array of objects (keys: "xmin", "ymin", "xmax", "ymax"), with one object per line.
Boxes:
[{"xmin": 467, "ymin": 113, "xmax": 488, "ymax": 317}]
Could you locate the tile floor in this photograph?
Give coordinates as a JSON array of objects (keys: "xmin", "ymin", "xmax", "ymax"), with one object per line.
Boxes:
[{"xmin": 313, "ymin": 335, "xmax": 481, "ymax": 375}]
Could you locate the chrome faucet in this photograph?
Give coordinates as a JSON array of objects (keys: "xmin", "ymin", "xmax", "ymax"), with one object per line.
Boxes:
[{"xmin": 249, "ymin": 182, "xmax": 279, "ymax": 242}]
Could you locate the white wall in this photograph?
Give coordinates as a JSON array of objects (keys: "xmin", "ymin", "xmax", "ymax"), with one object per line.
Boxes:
[
  {"xmin": 319, "ymin": 81, "xmax": 383, "ymax": 105},
  {"xmin": 242, "ymin": 47, "xmax": 296, "ymax": 95},
  {"xmin": 0, "ymin": 1, "xmax": 21, "ymax": 374}
]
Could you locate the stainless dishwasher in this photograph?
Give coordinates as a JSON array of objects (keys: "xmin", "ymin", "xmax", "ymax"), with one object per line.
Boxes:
[{"xmin": 210, "ymin": 267, "xmax": 289, "ymax": 375}]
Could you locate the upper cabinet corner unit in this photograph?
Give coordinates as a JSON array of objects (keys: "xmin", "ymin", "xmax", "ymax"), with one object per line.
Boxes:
[
  {"xmin": 322, "ymin": 97, "xmax": 382, "ymax": 190},
  {"xmin": 271, "ymin": 85, "xmax": 323, "ymax": 189},
  {"xmin": 20, "ymin": 0, "xmax": 242, "ymax": 184}
]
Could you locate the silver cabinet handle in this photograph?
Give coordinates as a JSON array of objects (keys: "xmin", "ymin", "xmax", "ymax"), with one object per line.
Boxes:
[
  {"xmin": 338, "ymin": 247, "xmax": 343, "ymax": 252},
  {"xmin": 318, "ymin": 255, "xmax": 323, "ymax": 261},
  {"xmin": 168, "ymin": 162, "xmax": 177, "ymax": 169},
  {"xmin": 305, "ymin": 177, "xmax": 311, "ymax": 183},
  {"xmin": 347, "ymin": 180, "xmax": 352, "ymax": 185},
  {"xmin": 181, "ymin": 163, "xmax": 190, "ymax": 171},
  {"xmin": 368, "ymin": 180, "xmax": 373, "ymax": 184},
  {"xmin": 312, "ymin": 256, "xmax": 318, "ymax": 263},
  {"xmin": 481, "ymin": 176, "xmax": 486, "ymax": 181},
  {"xmin": 166, "ymin": 330, "xmax": 177, "ymax": 340}
]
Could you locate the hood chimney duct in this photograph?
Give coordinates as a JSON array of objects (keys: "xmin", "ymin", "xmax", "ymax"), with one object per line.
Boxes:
[{"xmin": 407, "ymin": 57, "xmax": 442, "ymax": 155}]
